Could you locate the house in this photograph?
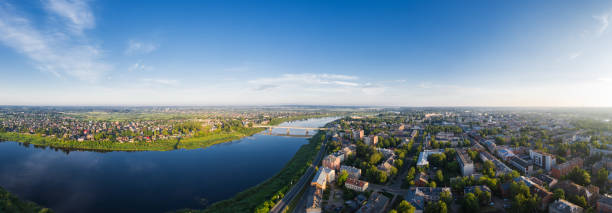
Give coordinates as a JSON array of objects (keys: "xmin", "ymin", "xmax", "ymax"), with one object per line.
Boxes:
[
  {"xmin": 340, "ymin": 165, "xmax": 362, "ymax": 179},
  {"xmin": 345, "ymin": 178, "xmax": 369, "ymax": 192},
  {"xmin": 549, "ymin": 199, "xmax": 583, "ymax": 213},
  {"xmin": 530, "ymin": 150, "xmax": 557, "ymax": 171},
  {"xmin": 552, "ymin": 158, "xmax": 584, "ymax": 179},
  {"xmin": 404, "ymin": 187, "xmax": 452, "ymax": 211},
  {"xmin": 597, "ymin": 195, "xmax": 612, "ymax": 213},
  {"xmin": 456, "ymin": 149, "xmax": 474, "ymax": 176},
  {"xmin": 356, "ymin": 192, "xmax": 390, "ymax": 213},
  {"xmin": 414, "ymin": 172, "xmax": 429, "ymax": 187}
]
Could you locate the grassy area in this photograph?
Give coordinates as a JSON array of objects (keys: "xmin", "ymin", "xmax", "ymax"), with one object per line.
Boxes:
[
  {"xmin": 0, "ymin": 186, "xmax": 52, "ymax": 213},
  {"xmin": 176, "ymin": 132, "xmax": 325, "ymax": 213},
  {"xmin": 0, "ymin": 128, "xmax": 263, "ymax": 151}
]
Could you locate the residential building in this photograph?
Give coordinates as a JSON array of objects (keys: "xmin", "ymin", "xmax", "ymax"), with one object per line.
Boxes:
[
  {"xmin": 404, "ymin": 187, "xmax": 452, "ymax": 211},
  {"xmin": 509, "ymin": 156, "xmax": 533, "ymax": 174},
  {"xmin": 364, "ymin": 135, "xmax": 378, "ymax": 146},
  {"xmin": 345, "ymin": 178, "xmax": 368, "ymax": 192},
  {"xmin": 530, "ymin": 150, "xmax": 557, "ymax": 171},
  {"xmin": 353, "ymin": 129, "xmax": 364, "ymax": 140},
  {"xmin": 311, "ymin": 167, "xmax": 335, "ymax": 190},
  {"xmin": 322, "ymin": 154, "xmax": 342, "ymax": 170},
  {"xmin": 456, "ymin": 149, "xmax": 474, "ymax": 176},
  {"xmin": 484, "ymin": 140, "xmax": 496, "ymax": 152},
  {"xmin": 552, "ymin": 158, "xmax": 584, "ymax": 179},
  {"xmin": 340, "ymin": 165, "xmax": 362, "ymax": 179},
  {"xmin": 549, "ymin": 199, "xmax": 583, "ymax": 213},
  {"xmin": 554, "ymin": 180, "xmax": 599, "ymax": 204},
  {"xmin": 417, "ymin": 149, "xmax": 444, "ymax": 167},
  {"xmin": 356, "ymin": 192, "xmax": 390, "ymax": 213},
  {"xmin": 597, "ymin": 195, "xmax": 612, "ymax": 213},
  {"xmin": 306, "ymin": 188, "xmax": 323, "ymax": 213},
  {"xmin": 464, "ymin": 186, "xmax": 492, "ymax": 202},
  {"xmin": 415, "ymin": 172, "xmax": 428, "ymax": 187},
  {"xmin": 496, "ymin": 148, "xmax": 515, "ymax": 161}
]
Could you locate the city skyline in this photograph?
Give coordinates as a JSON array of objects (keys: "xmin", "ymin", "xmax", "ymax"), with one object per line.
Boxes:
[{"xmin": 1, "ymin": 0, "xmax": 612, "ymax": 107}]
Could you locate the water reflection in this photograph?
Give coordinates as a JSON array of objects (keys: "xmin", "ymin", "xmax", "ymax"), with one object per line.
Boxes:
[{"xmin": 0, "ymin": 117, "xmax": 338, "ymax": 213}]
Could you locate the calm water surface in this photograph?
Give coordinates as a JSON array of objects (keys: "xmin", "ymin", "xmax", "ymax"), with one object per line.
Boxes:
[{"xmin": 0, "ymin": 117, "xmax": 338, "ymax": 213}]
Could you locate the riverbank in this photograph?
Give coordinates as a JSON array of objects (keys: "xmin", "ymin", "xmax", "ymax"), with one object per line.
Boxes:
[
  {"xmin": 177, "ymin": 131, "xmax": 326, "ymax": 213},
  {"xmin": 0, "ymin": 127, "xmax": 263, "ymax": 152},
  {"xmin": 0, "ymin": 186, "xmax": 52, "ymax": 213}
]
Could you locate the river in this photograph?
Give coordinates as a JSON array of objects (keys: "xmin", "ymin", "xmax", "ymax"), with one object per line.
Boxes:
[{"xmin": 0, "ymin": 117, "xmax": 338, "ymax": 213}]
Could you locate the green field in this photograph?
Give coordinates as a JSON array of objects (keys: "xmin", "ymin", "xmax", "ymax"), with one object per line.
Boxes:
[{"xmin": 0, "ymin": 128, "xmax": 263, "ymax": 152}]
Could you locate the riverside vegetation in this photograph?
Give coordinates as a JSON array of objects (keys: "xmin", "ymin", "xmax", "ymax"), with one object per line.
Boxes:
[
  {"xmin": 0, "ymin": 186, "xmax": 52, "ymax": 213},
  {"xmin": 177, "ymin": 131, "xmax": 326, "ymax": 213}
]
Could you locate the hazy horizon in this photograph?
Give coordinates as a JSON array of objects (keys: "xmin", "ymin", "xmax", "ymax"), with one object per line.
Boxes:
[{"xmin": 1, "ymin": 1, "xmax": 611, "ymax": 107}]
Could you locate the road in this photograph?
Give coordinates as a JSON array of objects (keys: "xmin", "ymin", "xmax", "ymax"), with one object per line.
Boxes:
[{"xmin": 269, "ymin": 136, "xmax": 327, "ymax": 213}]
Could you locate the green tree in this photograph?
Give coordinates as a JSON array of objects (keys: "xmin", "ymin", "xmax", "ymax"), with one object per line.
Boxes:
[
  {"xmin": 440, "ymin": 190, "xmax": 452, "ymax": 205},
  {"xmin": 425, "ymin": 200, "xmax": 447, "ymax": 213},
  {"xmin": 463, "ymin": 193, "xmax": 480, "ymax": 212},
  {"xmin": 565, "ymin": 167, "xmax": 591, "ymax": 186},
  {"xmin": 337, "ymin": 170, "xmax": 349, "ymax": 186},
  {"xmin": 553, "ymin": 188, "xmax": 565, "ymax": 201},
  {"xmin": 482, "ymin": 160, "xmax": 496, "ymax": 177},
  {"xmin": 569, "ymin": 195, "xmax": 587, "ymax": 208},
  {"xmin": 396, "ymin": 200, "xmax": 416, "ymax": 213},
  {"xmin": 596, "ymin": 168, "xmax": 609, "ymax": 188},
  {"xmin": 436, "ymin": 170, "xmax": 444, "ymax": 183}
]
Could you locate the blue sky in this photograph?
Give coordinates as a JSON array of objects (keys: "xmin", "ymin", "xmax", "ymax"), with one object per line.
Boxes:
[{"xmin": 0, "ymin": 0, "xmax": 611, "ymax": 106}]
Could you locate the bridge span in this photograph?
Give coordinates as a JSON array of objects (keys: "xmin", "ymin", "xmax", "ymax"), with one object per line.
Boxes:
[{"xmin": 253, "ymin": 125, "xmax": 329, "ymax": 130}]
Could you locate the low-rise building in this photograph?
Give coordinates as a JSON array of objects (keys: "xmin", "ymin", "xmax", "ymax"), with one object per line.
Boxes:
[
  {"xmin": 509, "ymin": 156, "xmax": 533, "ymax": 174},
  {"xmin": 311, "ymin": 167, "xmax": 335, "ymax": 190},
  {"xmin": 417, "ymin": 149, "xmax": 444, "ymax": 167},
  {"xmin": 549, "ymin": 199, "xmax": 583, "ymax": 213},
  {"xmin": 306, "ymin": 188, "xmax": 323, "ymax": 213},
  {"xmin": 340, "ymin": 165, "xmax": 362, "ymax": 179},
  {"xmin": 597, "ymin": 195, "xmax": 612, "ymax": 213},
  {"xmin": 404, "ymin": 187, "xmax": 452, "ymax": 211},
  {"xmin": 345, "ymin": 178, "xmax": 369, "ymax": 192},
  {"xmin": 554, "ymin": 180, "xmax": 599, "ymax": 204},
  {"xmin": 322, "ymin": 154, "xmax": 342, "ymax": 170},
  {"xmin": 456, "ymin": 149, "xmax": 474, "ymax": 176},
  {"xmin": 552, "ymin": 158, "xmax": 584, "ymax": 179},
  {"xmin": 356, "ymin": 192, "xmax": 390, "ymax": 213}
]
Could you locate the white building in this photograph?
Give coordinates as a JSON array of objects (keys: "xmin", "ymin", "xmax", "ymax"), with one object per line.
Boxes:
[{"xmin": 530, "ymin": 150, "xmax": 556, "ymax": 171}]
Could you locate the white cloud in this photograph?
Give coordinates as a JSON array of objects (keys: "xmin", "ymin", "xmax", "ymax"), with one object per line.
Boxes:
[
  {"xmin": 594, "ymin": 13, "xmax": 610, "ymax": 36},
  {"xmin": 43, "ymin": 0, "xmax": 94, "ymax": 34},
  {"xmin": 569, "ymin": 51, "xmax": 582, "ymax": 60},
  {"xmin": 128, "ymin": 62, "xmax": 153, "ymax": 72},
  {"xmin": 125, "ymin": 40, "xmax": 158, "ymax": 55},
  {"xmin": 141, "ymin": 78, "xmax": 178, "ymax": 86},
  {"xmin": 0, "ymin": 2, "xmax": 110, "ymax": 81}
]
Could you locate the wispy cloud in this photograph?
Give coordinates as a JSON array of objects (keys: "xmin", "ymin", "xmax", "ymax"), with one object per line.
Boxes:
[
  {"xmin": 128, "ymin": 62, "xmax": 153, "ymax": 72},
  {"xmin": 569, "ymin": 51, "xmax": 582, "ymax": 60},
  {"xmin": 141, "ymin": 78, "xmax": 178, "ymax": 86},
  {"xmin": 593, "ymin": 13, "xmax": 610, "ymax": 36},
  {"xmin": 43, "ymin": 0, "xmax": 94, "ymax": 34},
  {"xmin": 0, "ymin": 1, "xmax": 110, "ymax": 81},
  {"xmin": 125, "ymin": 40, "xmax": 158, "ymax": 55}
]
